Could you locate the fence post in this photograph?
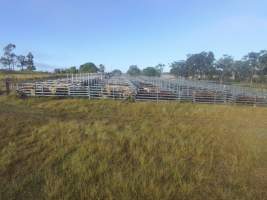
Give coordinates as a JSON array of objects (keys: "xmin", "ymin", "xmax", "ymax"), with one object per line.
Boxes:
[
  {"xmin": 177, "ymin": 83, "xmax": 180, "ymax": 102},
  {"xmin": 34, "ymin": 82, "xmax": 36, "ymax": 96},
  {"xmin": 88, "ymin": 85, "xmax": 91, "ymax": 100},
  {"xmin": 254, "ymin": 96, "xmax": 257, "ymax": 107},
  {"xmin": 224, "ymin": 90, "xmax": 227, "ymax": 104},
  {"xmin": 5, "ymin": 78, "xmax": 11, "ymax": 95},
  {"xmin": 113, "ymin": 85, "xmax": 115, "ymax": 100},
  {"xmin": 187, "ymin": 86, "xmax": 190, "ymax": 102},
  {"xmin": 156, "ymin": 87, "xmax": 159, "ymax": 103},
  {"xmin": 214, "ymin": 90, "xmax": 216, "ymax": 104}
]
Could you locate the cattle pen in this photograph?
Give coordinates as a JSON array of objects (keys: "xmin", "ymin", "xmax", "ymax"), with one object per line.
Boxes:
[{"xmin": 16, "ymin": 73, "xmax": 267, "ymax": 106}]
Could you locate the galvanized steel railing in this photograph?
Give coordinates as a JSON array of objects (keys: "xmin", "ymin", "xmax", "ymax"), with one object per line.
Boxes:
[{"xmin": 16, "ymin": 73, "xmax": 267, "ymax": 106}]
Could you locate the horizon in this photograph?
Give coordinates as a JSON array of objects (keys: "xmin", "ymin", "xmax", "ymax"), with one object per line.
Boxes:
[{"xmin": 1, "ymin": 0, "xmax": 267, "ymax": 72}]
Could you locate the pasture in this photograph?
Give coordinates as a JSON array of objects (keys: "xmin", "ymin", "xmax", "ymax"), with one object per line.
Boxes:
[{"xmin": 0, "ymin": 95, "xmax": 267, "ymax": 199}]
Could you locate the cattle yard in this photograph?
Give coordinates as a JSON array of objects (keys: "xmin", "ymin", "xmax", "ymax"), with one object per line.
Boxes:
[{"xmin": 17, "ymin": 73, "xmax": 267, "ymax": 106}]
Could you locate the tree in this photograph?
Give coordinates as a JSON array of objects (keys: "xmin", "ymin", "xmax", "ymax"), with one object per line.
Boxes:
[
  {"xmin": 17, "ymin": 55, "xmax": 26, "ymax": 71},
  {"xmin": 54, "ymin": 68, "xmax": 63, "ymax": 74},
  {"xmin": 26, "ymin": 52, "xmax": 36, "ymax": 71},
  {"xmin": 111, "ymin": 69, "xmax": 122, "ymax": 76},
  {"xmin": 0, "ymin": 43, "xmax": 16, "ymax": 70},
  {"xmin": 99, "ymin": 64, "xmax": 105, "ymax": 73},
  {"xmin": 155, "ymin": 63, "xmax": 165, "ymax": 75},
  {"xmin": 127, "ymin": 65, "xmax": 141, "ymax": 76},
  {"xmin": 79, "ymin": 62, "xmax": 99, "ymax": 73},
  {"xmin": 216, "ymin": 55, "xmax": 235, "ymax": 82},
  {"xmin": 142, "ymin": 67, "xmax": 160, "ymax": 77},
  {"xmin": 169, "ymin": 61, "xmax": 187, "ymax": 77},
  {"xmin": 0, "ymin": 57, "xmax": 9, "ymax": 70},
  {"xmin": 243, "ymin": 52, "xmax": 260, "ymax": 85},
  {"xmin": 67, "ymin": 66, "xmax": 78, "ymax": 73},
  {"xmin": 232, "ymin": 61, "xmax": 249, "ymax": 81},
  {"xmin": 259, "ymin": 50, "xmax": 267, "ymax": 76},
  {"xmin": 185, "ymin": 51, "xmax": 215, "ymax": 79}
]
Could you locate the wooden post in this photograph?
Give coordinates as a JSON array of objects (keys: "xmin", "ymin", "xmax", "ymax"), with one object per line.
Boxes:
[{"xmin": 5, "ymin": 78, "xmax": 11, "ymax": 95}]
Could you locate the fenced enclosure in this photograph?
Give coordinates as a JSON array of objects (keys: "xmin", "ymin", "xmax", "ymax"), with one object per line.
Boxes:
[{"xmin": 16, "ymin": 73, "xmax": 267, "ymax": 106}]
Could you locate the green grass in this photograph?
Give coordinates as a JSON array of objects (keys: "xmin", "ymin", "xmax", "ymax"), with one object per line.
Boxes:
[{"xmin": 0, "ymin": 96, "xmax": 267, "ymax": 200}]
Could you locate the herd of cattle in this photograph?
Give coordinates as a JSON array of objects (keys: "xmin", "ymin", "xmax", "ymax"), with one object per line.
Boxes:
[{"xmin": 17, "ymin": 74, "xmax": 267, "ymax": 106}]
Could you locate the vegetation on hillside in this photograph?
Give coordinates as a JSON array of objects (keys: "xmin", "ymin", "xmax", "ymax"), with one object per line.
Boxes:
[{"xmin": 0, "ymin": 96, "xmax": 266, "ymax": 199}]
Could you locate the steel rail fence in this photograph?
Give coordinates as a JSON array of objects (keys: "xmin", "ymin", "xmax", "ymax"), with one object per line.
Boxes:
[{"xmin": 16, "ymin": 73, "xmax": 267, "ymax": 106}]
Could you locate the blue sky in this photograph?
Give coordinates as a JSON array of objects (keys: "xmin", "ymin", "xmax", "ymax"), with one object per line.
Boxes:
[{"xmin": 0, "ymin": 0, "xmax": 267, "ymax": 72}]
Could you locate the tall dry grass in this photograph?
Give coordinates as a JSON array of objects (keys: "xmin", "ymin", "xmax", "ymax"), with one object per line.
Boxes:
[{"xmin": 0, "ymin": 96, "xmax": 267, "ymax": 199}]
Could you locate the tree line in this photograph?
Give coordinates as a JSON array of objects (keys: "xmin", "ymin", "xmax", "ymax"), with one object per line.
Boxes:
[
  {"xmin": 169, "ymin": 51, "xmax": 267, "ymax": 83},
  {"xmin": 0, "ymin": 43, "xmax": 36, "ymax": 71},
  {"xmin": 2, "ymin": 42, "xmax": 266, "ymax": 83},
  {"xmin": 56, "ymin": 63, "xmax": 125, "ymax": 76},
  {"xmin": 126, "ymin": 64, "xmax": 165, "ymax": 77},
  {"xmin": 55, "ymin": 63, "xmax": 107, "ymax": 74},
  {"xmin": 60, "ymin": 63, "xmax": 165, "ymax": 77},
  {"xmin": 124, "ymin": 51, "xmax": 267, "ymax": 83},
  {"xmin": 61, "ymin": 50, "xmax": 267, "ymax": 84}
]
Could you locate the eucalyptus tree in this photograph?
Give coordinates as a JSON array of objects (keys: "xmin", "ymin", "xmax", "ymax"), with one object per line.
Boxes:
[
  {"xmin": 216, "ymin": 55, "xmax": 235, "ymax": 82},
  {"xmin": 155, "ymin": 63, "xmax": 165, "ymax": 75},
  {"xmin": 111, "ymin": 69, "xmax": 122, "ymax": 76},
  {"xmin": 142, "ymin": 67, "xmax": 160, "ymax": 77},
  {"xmin": 68, "ymin": 66, "xmax": 78, "ymax": 73},
  {"xmin": 169, "ymin": 61, "xmax": 187, "ymax": 77},
  {"xmin": 99, "ymin": 64, "xmax": 105, "ymax": 73},
  {"xmin": 259, "ymin": 50, "xmax": 267, "ymax": 73},
  {"xmin": 127, "ymin": 65, "xmax": 141, "ymax": 76},
  {"xmin": 17, "ymin": 55, "xmax": 27, "ymax": 71},
  {"xmin": 0, "ymin": 43, "xmax": 16, "ymax": 70},
  {"xmin": 26, "ymin": 52, "xmax": 36, "ymax": 71},
  {"xmin": 243, "ymin": 52, "xmax": 261, "ymax": 85},
  {"xmin": 79, "ymin": 62, "xmax": 98, "ymax": 73},
  {"xmin": 185, "ymin": 51, "xmax": 215, "ymax": 79}
]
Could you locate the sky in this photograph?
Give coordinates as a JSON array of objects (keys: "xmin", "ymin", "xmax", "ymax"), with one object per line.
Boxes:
[{"xmin": 0, "ymin": 0, "xmax": 267, "ymax": 72}]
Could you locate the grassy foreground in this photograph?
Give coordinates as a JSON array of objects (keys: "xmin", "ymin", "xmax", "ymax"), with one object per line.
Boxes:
[{"xmin": 0, "ymin": 96, "xmax": 267, "ymax": 200}]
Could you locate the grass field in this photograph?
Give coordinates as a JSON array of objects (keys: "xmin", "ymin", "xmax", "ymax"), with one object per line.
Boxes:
[
  {"xmin": 0, "ymin": 96, "xmax": 267, "ymax": 200},
  {"xmin": 0, "ymin": 71, "xmax": 55, "ymax": 81}
]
